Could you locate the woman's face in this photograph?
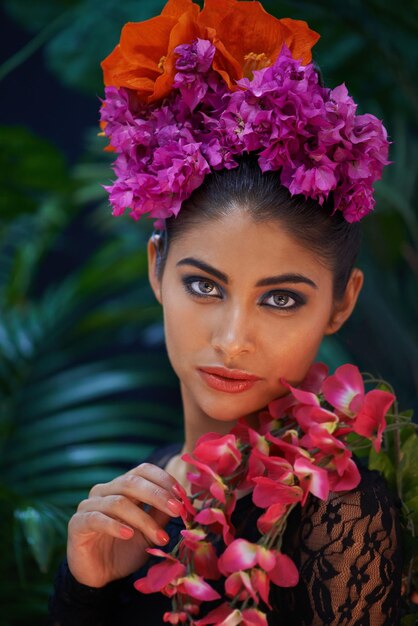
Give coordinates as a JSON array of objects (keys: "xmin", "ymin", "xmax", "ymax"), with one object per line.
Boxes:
[{"xmin": 148, "ymin": 209, "xmax": 363, "ymax": 423}]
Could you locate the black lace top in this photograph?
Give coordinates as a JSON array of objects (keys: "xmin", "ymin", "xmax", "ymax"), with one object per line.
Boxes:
[{"xmin": 47, "ymin": 442, "xmax": 403, "ymax": 625}]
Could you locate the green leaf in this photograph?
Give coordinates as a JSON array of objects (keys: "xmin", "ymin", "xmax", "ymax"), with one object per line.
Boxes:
[
  {"xmin": 0, "ymin": 126, "xmax": 69, "ymax": 220},
  {"xmin": 45, "ymin": 0, "xmax": 167, "ymax": 95},
  {"xmin": 14, "ymin": 506, "xmax": 56, "ymax": 573},
  {"xmin": 368, "ymin": 447, "xmax": 396, "ymax": 491},
  {"xmin": 3, "ymin": 0, "xmax": 77, "ymax": 32},
  {"xmin": 399, "ymin": 435, "xmax": 418, "ymax": 526}
]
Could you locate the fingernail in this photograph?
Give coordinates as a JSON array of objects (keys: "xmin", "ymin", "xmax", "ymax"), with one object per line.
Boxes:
[
  {"xmin": 172, "ymin": 483, "xmax": 183, "ymax": 498},
  {"xmin": 167, "ymin": 498, "xmax": 183, "ymax": 515},
  {"xmin": 156, "ymin": 529, "xmax": 170, "ymax": 545},
  {"xmin": 120, "ymin": 526, "xmax": 134, "ymax": 539}
]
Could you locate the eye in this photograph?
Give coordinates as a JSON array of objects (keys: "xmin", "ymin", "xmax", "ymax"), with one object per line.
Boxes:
[
  {"xmin": 261, "ymin": 291, "xmax": 305, "ymax": 310},
  {"xmin": 182, "ymin": 277, "xmax": 222, "ymax": 299}
]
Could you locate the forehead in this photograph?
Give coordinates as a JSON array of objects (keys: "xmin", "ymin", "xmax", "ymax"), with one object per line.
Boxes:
[{"xmin": 165, "ymin": 210, "xmax": 332, "ymax": 288}]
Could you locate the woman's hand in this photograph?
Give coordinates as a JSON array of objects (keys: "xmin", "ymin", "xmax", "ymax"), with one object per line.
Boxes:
[{"xmin": 66, "ymin": 463, "xmax": 184, "ymax": 588}]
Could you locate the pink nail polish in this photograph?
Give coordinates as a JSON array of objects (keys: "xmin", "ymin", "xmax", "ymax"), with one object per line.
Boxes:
[
  {"xmin": 167, "ymin": 498, "xmax": 182, "ymax": 515},
  {"xmin": 172, "ymin": 483, "xmax": 183, "ymax": 498},
  {"xmin": 120, "ymin": 526, "xmax": 134, "ymax": 539},
  {"xmin": 156, "ymin": 530, "xmax": 169, "ymax": 544}
]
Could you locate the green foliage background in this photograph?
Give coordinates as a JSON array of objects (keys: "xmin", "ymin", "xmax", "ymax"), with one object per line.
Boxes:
[{"xmin": 0, "ymin": 0, "xmax": 417, "ymax": 623}]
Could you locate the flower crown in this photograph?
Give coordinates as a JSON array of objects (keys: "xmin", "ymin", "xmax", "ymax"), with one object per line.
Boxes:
[{"xmin": 100, "ymin": 0, "xmax": 390, "ymax": 226}]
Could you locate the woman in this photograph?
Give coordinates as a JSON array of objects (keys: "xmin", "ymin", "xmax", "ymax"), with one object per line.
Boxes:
[{"xmin": 48, "ymin": 1, "xmax": 402, "ymax": 624}]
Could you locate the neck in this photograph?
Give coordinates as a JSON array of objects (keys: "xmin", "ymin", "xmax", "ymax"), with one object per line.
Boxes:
[{"xmin": 171, "ymin": 381, "xmax": 261, "ymax": 492}]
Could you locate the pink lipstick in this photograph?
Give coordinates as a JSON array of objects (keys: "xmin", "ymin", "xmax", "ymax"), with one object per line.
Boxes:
[{"xmin": 197, "ymin": 366, "xmax": 261, "ymax": 394}]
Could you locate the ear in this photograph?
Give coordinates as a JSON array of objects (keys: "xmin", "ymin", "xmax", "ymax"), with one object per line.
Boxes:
[
  {"xmin": 325, "ymin": 268, "xmax": 364, "ymax": 335},
  {"xmin": 147, "ymin": 235, "xmax": 163, "ymax": 305}
]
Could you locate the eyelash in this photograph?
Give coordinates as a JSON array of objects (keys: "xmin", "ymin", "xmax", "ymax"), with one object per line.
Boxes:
[{"xmin": 181, "ymin": 276, "xmax": 306, "ymax": 311}]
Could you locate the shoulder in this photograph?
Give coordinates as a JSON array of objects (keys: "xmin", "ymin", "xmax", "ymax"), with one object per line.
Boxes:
[
  {"xmin": 308, "ymin": 462, "xmax": 399, "ymax": 519},
  {"xmin": 294, "ymin": 462, "xmax": 402, "ymax": 557}
]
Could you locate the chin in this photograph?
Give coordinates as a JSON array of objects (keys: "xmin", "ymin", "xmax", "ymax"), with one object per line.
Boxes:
[{"xmin": 197, "ymin": 391, "xmax": 268, "ymax": 423}]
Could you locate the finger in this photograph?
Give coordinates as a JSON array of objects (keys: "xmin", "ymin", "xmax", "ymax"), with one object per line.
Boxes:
[
  {"xmin": 69, "ymin": 510, "xmax": 138, "ymax": 542},
  {"xmin": 89, "ymin": 467, "xmax": 183, "ymax": 517},
  {"xmin": 77, "ymin": 495, "xmax": 175, "ymax": 545},
  {"xmin": 90, "ymin": 463, "xmax": 180, "ymax": 498},
  {"xmin": 77, "ymin": 495, "xmax": 173, "ymax": 546}
]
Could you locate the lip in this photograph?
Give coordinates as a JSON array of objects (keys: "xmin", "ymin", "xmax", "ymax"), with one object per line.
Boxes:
[
  {"xmin": 197, "ymin": 366, "xmax": 262, "ymax": 394},
  {"xmin": 198, "ymin": 366, "xmax": 262, "ymax": 381}
]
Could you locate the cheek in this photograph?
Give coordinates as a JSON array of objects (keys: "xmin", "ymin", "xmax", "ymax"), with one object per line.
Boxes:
[
  {"xmin": 259, "ymin": 301, "xmax": 333, "ymax": 383},
  {"xmin": 161, "ymin": 292, "xmax": 207, "ymax": 372}
]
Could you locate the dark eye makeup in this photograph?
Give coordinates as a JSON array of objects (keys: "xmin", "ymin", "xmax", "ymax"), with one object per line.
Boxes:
[{"xmin": 181, "ymin": 275, "xmax": 307, "ymax": 311}]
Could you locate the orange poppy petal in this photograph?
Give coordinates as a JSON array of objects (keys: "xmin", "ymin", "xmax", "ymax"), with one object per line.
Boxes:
[
  {"xmin": 211, "ymin": 39, "xmax": 243, "ymax": 89},
  {"xmin": 149, "ymin": 4, "xmax": 201, "ymax": 102},
  {"xmin": 101, "ymin": 45, "xmax": 124, "ymax": 85},
  {"xmin": 121, "ymin": 16, "xmax": 176, "ymax": 62},
  {"xmin": 280, "ymin": 18, "xmax": 320, "ymax": 64},
  {"xmin": 167, "ymin": 3, "xmax": 201, "ymax": 54},
  {"xmin": 115, "ymin": 71, "xmax": 157, "ymax": 94},
  {"xmin": 199, "ymin": 0, "xmax": 236, "ymax": 28},
  {"xmin": 102, "ymin": 44, "xmax": 160, "ymax": 90},
  {"xmin": 161, "ymin": 0, "xmax": 197, "ymax": 18},
  {"xmin": 215, "ymin": 5, "xmax": 286, "ymax": 64}
]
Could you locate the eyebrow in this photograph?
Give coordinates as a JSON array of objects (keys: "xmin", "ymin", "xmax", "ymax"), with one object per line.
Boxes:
[{"xmin": 176, "ymin": 257, "xmax": 318, "ymax": 289}]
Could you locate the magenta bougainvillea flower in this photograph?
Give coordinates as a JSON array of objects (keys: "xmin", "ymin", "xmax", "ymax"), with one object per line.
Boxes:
[
  {"xmin": 134, "ymin": 361, "xmax": 395, "ymax": 624},
  {"xmin": 100, "ymin": 38, "xmax": 390, "ymax": 227}
]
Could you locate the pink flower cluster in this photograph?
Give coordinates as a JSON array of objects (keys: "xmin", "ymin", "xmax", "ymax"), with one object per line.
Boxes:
[
  {"xmin": 133, "ymin": 362, "xmax": 395, "ymax": 625},
  {"xmin": 100, "ymin": 39, "xmax": 390, "ymax": 225}
]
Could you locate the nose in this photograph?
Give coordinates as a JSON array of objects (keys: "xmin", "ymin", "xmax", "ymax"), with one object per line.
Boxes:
[{"xmin": 211, "ymin": 304, "xmax": 255, "ymax": 360}]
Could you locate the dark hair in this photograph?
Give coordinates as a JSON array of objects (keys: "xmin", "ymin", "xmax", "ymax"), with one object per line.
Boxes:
[{"xmin": 153, "ymin": 153, "xmax": 361, "ymax": 300}]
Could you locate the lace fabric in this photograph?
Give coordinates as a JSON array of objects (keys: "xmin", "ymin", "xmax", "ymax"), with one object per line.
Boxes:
[
  {"xmin": 271, "ymin": 467, "xmax": 402, "ymax": 625},
  {"xmin": 47, "ymin": 443, "xmax": 403, "ymax": 625}
]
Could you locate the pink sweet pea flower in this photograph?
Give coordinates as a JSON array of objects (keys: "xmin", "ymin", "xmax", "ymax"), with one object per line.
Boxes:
[
  {"xmin": 194, "ymin": 506, "xmax": 235, "ymax": 545},
  {"xmin": 179, "ymin": 529, "xmax": 220, "ymax": 579},
  {"xmin": 252, "ymin": 476, "xmax": 303, "ymax": 508},
  {"xmin": 168, "ymin": 480, "xmax": 197, "ymax": 523},
  {"xmin": 250, "ymin": 568, "xmax": 271, "ymax": 607},
  {"xmin": 218, "ymin": 539, "xmax": 276, "ymax": 575},
  {"xmin": 280, "ymin": 378, "xmax": 321, "ymax": 407},
  {"xmin": 268, "ymin": 552, "xmax": 299, "ymax": 587},
  {"xmin": 267, "ymin": 363, "xmax": 328, "ymax": 422},
  {"xmin": 179, "ymin": 527, "xmax": 207, "ymax": 549},
  {"xmin": 194, "ymin": 603, "xmax": 241, "ymax": 626},
  {"xmin": 163, "ymin": 610, "xmax": 188, "ymax": 624},
  {"xmin": 299, "ymin": 361, "xmax": 329, "ymax": 393},
  {"xmin": 293, "ymin": 456, "xmax": 330, "ymax": 505},
  {"xmin": 241, "ymin": 608, "xmax": 269, "ymax": 625},
  {"xmin": 248, "ymin": 448, "xmax": 294, "ymax": 483},
  {"xmin": 294, "ymin": 404, "xmax": 338, "ymax": 434},
  {"xmin": 266, "ymin": 430, "xmax": 311, "ymax": 465},
  {"xmin": 268, "ymin": 392, "xmax": 297, "ymax": 421},
  {"xmin": 352, "ymin": 389, "xmax": 394, "ymax": 452},
  {"xmin": 322, "ymin": 363, "xmax": 364, "ymax": 416},
  {"xmin": 195, "ymin": 603, "xmax": 269, "ymax": 626},
  {"xmin": 192, "ymin": 433, "xmax": 242, "ymax": 475},
  {"xmin": 134, "ymin": 550, "xmax": 186, "ymax": 595},
  {"xmin": 301, "ymin": 425, "xmax": 353, "ymax": 476},
  {"xmin": 225, "ymin": 570, "xmax": 259, "ymax": 603},
  {"xmin": 182, "ymin": 454, "xmax": 228, "ymax": 503},
  {"xmin": 175, "ymin": 574, "xmax": 221, "ymax": 602},
  {"xmin": 256, "ymin": 502, "xmax": 288, "ymax": 534},
  {"xmin": 327, "ymin": 457, "xmax": 361, "ymax": 491}
]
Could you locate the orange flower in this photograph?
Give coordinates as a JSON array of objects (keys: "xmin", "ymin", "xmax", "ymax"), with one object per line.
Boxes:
[
  {"xmin": 101, "ymin": 0, "xmax": 320, "ymax": 103},
  {"xmin": 101, "ymin": 0, "xmax": 201, "ymax": 103},
  {"xmin": 198, "ymin": 0, "xmax": 320, "ymax": 89}
]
